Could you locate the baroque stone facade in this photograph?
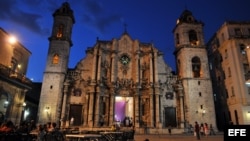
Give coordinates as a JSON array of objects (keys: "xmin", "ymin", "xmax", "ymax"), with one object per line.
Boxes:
[
  {"xmin": 38, "ymin": 3, "xmax": 217, "ymax": 133},
  {"xmin": 63, "ymin": 32, "xmax": 178, "ymax": 130}
]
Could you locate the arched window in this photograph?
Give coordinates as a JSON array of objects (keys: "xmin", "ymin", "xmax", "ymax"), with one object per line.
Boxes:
[
  {"xmin": 56, "ymin": 24, "xmax": 63, "ymax": 38},
  {"xmin": 192, "ymin": 56, "xmax": 201, "ymax": 77},
  {"xmin": 189, "ymin": 30, "xmax": 198, "ymax": 45},
  {"xmin": 52, "ymin": 54, "xmax": 59, "ymax": 64}
]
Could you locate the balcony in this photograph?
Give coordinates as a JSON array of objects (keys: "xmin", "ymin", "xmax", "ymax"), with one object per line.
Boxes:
[
  {"xmin": 229, "ymin": 34, "xmax": 250, "ymax": 39},
  {"xmin": 0, "ymin": 63, "xmax": 32, "ymax": 86}
]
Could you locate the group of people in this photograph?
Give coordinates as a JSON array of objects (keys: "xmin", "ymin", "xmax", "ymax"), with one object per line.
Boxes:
[
  {"xmin": 123, "ymin": 116, "xmax": 133, "ymax": 127},
  {"xmin": 109, "ymin": 116, "xmax": 134, "ymax": 132},
  {"xmin": 194, "ymin": 121, "xmax": 216, "ymax": 140},
  {"xmin": 0, "ymin": 119, "xmax": 37, "ymax": 133},
  {"xmin": 0, "ymin": 119, "xmax": 64, "ymax": 141},
  {"xmin": 0, "ymin": 119, "xmax": 37, "ymax": 140},
  {"xmin": 29, "ymin": 121, "xmax": 64, "ymax": 141}
]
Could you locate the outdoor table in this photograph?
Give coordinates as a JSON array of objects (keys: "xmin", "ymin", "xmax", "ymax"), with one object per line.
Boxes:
[
  {"xmin": 65, "ymin": 133, "xmax": 102, "ymax": 141},
  {"xmin": 29, "ymin": 131, "xmax": 38, "ymax": 140},
  {"xmin": 99, "ymin": 131, "xmax": 123, "ymax": 141}
]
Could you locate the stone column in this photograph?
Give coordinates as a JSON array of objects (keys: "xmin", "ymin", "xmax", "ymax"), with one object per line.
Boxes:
[
  {"xmin": 153, "ymin": 50, "xmax": 158, "ymax": 82},
  {"xmin": 155, "ymin": 93, "xmax": 160, "ymax": 128},
  {"xmin": 136, "ymin": 51, "xmax": 140, "ymax": 83},
  {"xmin": 149, "ymin": 54, "xmax": 155, "ymax": 127},
  {"xmin": 135, "ymin": 52, "xmax": 140, "ymax": 128},
  {"xmin": 104, "ymin": 96, "xmax": 109, "ymax": 126},
  {"xmin": 178, "ymin": 84, "xmax": 185, "ymax": 128},
  {"xmin": 94, "ymin": 94, "xmax": 100, "ymax": 127},
  {"xmin": 153, "ymin": 50, "xmax": 161, "ymax": 128},
  {"xmin": 97, "ymin": 50, "xmax": 102, "ymax": 80},
  {"xmin": 88, "ymin": 92, "xmax": 94, "ymax": 127},
  {"xmin": 93, "ymin": 51, "xmax": 102, "ymax": 127},
  {"xmin": 60, "ymin": 81, "xmax": 69, "ymax": 128},
  {"xmin": 91, "ymin": 48, "xmax": 97, "ymax": 80},
  {"xmin": 149, "ymin": 91, "xmax": 154, "ymax": 127},
  {"xmin": 83, "ymin": 95, "xmax": 89, "ymax": 126},
  {"xmin": 134, "ymin": 93, "xmax": 140, "ymax": 128},
  {"xmin": 149, "ymin": 54, "xmax": 153, "ymax": 82},
  {"xmin": 111, "ymin": 55, "xmax": 115, "ymax": 82},
  {"xmin": 109, "ymin": 94, "xmax": 115, "ymax": 126}
]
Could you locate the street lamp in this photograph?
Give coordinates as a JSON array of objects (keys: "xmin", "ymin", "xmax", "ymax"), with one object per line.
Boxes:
[
  {"xmin": 8, "ymin": 36, "xmax": 17, "ymax": 44},
  {"xmin": 4, "ymin": 100, "xmax": 9, "ymax": 108},
  {"xmin": 21, "ymin": 102, "xmax": 26, "ymax": 122},
  {"xmin": 202, "ymin": 110, "xmax": 206, "ymax": 116},
  {"xmin": 44, "ymin": 106, "xmax": 51, "ymax": 121},
  {"xmin": 22, "ymin": 102, "xmax": 26, "ymax": 107}
]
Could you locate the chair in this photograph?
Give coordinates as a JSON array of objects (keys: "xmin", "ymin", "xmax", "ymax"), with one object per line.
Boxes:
[{"xmin": 45, "ymin": 131, "xmax": 65, "ymax": 141}]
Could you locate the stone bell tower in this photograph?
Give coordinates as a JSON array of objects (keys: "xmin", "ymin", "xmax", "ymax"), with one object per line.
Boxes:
[
  {"xmin": 38, "ymin": 2, "xmax": 75, "ymax": 124},
  {"xmin": 173, "ymin": 9, "xmax": 217, "ymax": 129}
]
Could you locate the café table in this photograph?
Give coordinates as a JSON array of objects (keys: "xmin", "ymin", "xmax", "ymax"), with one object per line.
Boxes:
[
  {"xmin": 65, "ymin": 133, "xmax": 102, "ymax": 141},
  {"xmin": 99, "ymin": 131, "xmax": 123, "ymax": 141}
]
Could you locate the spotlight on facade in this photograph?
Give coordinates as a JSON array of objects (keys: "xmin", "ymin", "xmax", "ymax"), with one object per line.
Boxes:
[
  {"xmin": 202, "ymin": 110, "xmax": 206, "ymax": 116},
  {"xmin": 44, "ymin": 106, "xmax": 50, "ymax": 112}
]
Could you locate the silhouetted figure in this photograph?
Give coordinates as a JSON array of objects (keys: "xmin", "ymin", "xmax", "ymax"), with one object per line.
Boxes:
[
  {"xmin": 194, "ymin": 121, "xmax": 200, "ymax": 140},
  {"xmin": 168, "ymin": 126, "xmax": 172, "ymax": 135},
  {"xmin": 209, "ymin": 124, "xmax": 216, "ymax": 135}
]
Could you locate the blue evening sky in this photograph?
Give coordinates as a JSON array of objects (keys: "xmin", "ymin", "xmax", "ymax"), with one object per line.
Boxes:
[{"xmin": 0, "ymin": 0, "xmax": 250, "ymax": 82}]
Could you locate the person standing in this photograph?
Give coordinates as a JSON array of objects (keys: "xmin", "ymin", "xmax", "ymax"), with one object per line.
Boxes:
[
  {"xmin": 200, "ymin": 123, "xmax": 204, "ymax": 136},
  {"xmin": 168, "ymin": 125, "xmax": 172, "ymax": 135},
  {"xmin": 209, "ymin": 124, "xmax": 216, "ymax": 135},
  {"xmin": 194, "ymin": 121, "xmax": 200, "ymax": 140},
  {"xmin": 204, "ymin": 123, "xmax": 209, "ymax": 137},
  {"xmin": 70, "ymin": 117, "xmax": 74, "ymax": 126}
]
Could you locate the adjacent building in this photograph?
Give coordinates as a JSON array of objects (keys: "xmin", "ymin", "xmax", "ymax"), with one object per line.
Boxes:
[
  {"xmin": 207, "ymin": 21, "xmax": 250, "ymax": 130},
  {"xmin": 0, "ymin": 27, "xmax": 32, "ymax": 125}
]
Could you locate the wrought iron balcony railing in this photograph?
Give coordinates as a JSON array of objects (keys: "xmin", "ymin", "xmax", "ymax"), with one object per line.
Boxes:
[{"xmin": 0, "ymin": 63, "xmax": 32, "ymax": 85}]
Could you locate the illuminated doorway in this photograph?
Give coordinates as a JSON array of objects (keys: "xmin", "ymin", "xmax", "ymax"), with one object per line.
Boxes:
[{"xmin": 114, "ymin": 96, "xmax": 133, "ymax": 122}]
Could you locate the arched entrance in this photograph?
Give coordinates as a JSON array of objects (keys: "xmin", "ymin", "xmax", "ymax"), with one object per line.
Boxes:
[
  {"xmin": 114, "ymin": 96, "xmax": 133, "ymax": 126},
  {"xmin": 0, "ymin": 91, "xmax": 9, "ymax": 123}
]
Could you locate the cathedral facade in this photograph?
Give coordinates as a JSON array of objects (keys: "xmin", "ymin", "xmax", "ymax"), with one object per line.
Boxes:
[{"xmin": 37, "ymin": 2, "xmax": 217, "ymax": 133}]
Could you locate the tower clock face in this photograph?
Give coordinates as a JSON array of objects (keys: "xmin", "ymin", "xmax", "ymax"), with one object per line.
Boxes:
[{"xmin": 120, "ymin": 55, "xmax": 130, "ymax": 65}]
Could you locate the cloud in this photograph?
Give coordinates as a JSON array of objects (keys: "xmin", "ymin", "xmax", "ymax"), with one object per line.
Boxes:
[
  {"xmin": 0, "ymin": 0, "xmax": 50, "ymax": 36},
  {"xmin": 0, "ymin": 0, "xmax": 122, "ymax": 36},
  {"xmin": 81, "ymin": 0, "xmax": 121, "ymax": 34},
  {"xmin": 0, "ymin": 0, "xmax": 15, "ymax": 19}
]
